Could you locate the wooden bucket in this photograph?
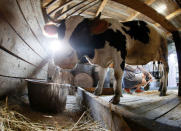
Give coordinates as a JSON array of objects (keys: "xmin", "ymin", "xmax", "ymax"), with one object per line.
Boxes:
[{"xmin": 26, "ymin": 79, "xmax": 68, "ymax": 113}]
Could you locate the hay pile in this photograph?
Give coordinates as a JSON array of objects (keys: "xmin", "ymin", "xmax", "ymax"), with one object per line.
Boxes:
[{"xmin": 0, "ymin": 97, "xmax": 108, "ymax": 131}]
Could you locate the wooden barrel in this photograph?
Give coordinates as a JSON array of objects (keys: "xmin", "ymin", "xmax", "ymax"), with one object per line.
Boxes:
[
  {"xmin": 74, "ymin": 73, "xmax": 93, "ymax": 88},
  {"xmin": 27, "ymin": 79, "xmax": 68, "ymax": 113}
]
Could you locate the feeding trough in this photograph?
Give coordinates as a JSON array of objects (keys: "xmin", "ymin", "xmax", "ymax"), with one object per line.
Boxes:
[{"xmin": 26, "ymin": 79, "xmax": 68, "ymax": 113}]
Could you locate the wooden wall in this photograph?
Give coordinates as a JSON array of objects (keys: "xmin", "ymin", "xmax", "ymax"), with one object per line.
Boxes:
[{"xmin": 0, "ymin": 0, "xmax": 49, "ymax": 98}]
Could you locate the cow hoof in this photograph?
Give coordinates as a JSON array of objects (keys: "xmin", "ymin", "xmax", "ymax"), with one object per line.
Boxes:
[
  {"xmin": 94, "ymin": 91, "xmax": 101, "ymax": 96},
  {"xmin": 160, "ymin": 92, "xmax": 166, "ymax": 96},
  {"xmin": 109, "ymin": 96, "xmax": 120, "ymax": 104}
]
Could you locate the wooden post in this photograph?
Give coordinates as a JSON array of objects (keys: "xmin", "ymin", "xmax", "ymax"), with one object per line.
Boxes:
[{"xmin": 172, "ymin": 31, "xmax": 181, "ymax": 96}]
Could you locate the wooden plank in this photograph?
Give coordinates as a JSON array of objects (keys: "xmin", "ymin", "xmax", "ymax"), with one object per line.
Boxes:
[
  {"xmin": 112, "ymin": 0, "xmax": 177, "ymax": 32},
  {"xmin": 47, "ymin": 0, "xmax": 74, "ymax": 15},
  {"xmin": 16, "ymin": 0, "xmax": 48, "ymax": 52},
  {"xmin": 44, "ymin": 0, "xmax": 57, "ymax": 8},
  {"xmin": 0, "ymin": 67, "xmax": 47, "ymax": 98},
  {"xmin": 132, "ymin": 95, "xmax": 177, "ymax": 114},
  {"xmin": 77, "ymin": 88, "xmax": 131, "ymax": 131},
  {"xmin": 0, "ymin": 0, "xmax": 46, "ymax": 58},
  {"xmin": 30, "ymin": 0, "xmax": 47, "ymax": 32},
  {"xmin": 140, "ymin": 97, "xmax": 181, "ymax": 120},
  {"xmin": 78, "ymin": 1, "xmax": 101, "ymax": 15},
  {"xmin": 0, "ymin": 50, "xmax": 47, "ymax": 78},
  {"xmin": 0, "ymin": 55, "xmax": 47, "ymax": 98},
  {"xmin": 126, "ymin": 0, "xmax": 156, "ymax": 21},
  {"xmin": 77, "ymin": 87, "xmax": 181, "ymax": 131},
  {"xmin": 101, "ymin": 95, "xmax": 142, "ymax": 103},
  {"xmin": 95, "ymin": 0, "xmax": 108, "ymax": 16},
  {"xmin": 0, "ymin": 50, "xmax": 47, "ymax": 97},
  {"xmin": 155, "ymin": 9, "xmax": 181, "ymax": 29},
  {"xmin": 56, "ymin": 0, "xmax": 87, "ymax": 20},
  {"xmin": 166, "ymin": 9, "xmax": 181, "ymax": 20},
  {"xmin": 156, "ymin": 103, "xmax": 181, "ymax": 128},
  {"xmin": 0, "ymin": 17, "xmax": 42, "ymax": 66},
  {"xmin": 0, "ymin": 76, "xmax": 22, "ymax": 97},
  {"xmin": 118, "ymin": 97, "xmax": 161, "ymax": 111},
  {"xmin": 54, "ymin": 0, "xmax": 67, "ymax": 19},
  {"xmin": 66, "ymin": 0, "xmax": 98, "ymax": 18}
]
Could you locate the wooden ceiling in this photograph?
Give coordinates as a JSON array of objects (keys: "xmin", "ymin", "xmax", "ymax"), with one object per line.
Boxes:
[{"xmin": 42, "ymin": 0, "xmax": 181, "ymax": 37}]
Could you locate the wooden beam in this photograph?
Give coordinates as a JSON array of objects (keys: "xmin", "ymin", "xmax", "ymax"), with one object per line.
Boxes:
[
  {"xmin": 44, "ymin": 0, "xmax": 57, "ymax": 8},
  {"xmin": 166, "ymin": 8, "xmax": 181, "ymax": 20},
  {"xmin": 126, "ymin": 0, "xmax": 156, "ymax": 21},
  {"xmin": 54, "ymin": 0, "xmax": 67, "ymax": 19},
  {"xmin": 112, "ymin": 0, "xmax": 177, "ymax": 32},
  {"xmin": 155, "ymin": 9, "xmax": 181, "ymax": 32},
  {"xmin": 48, "ymin": 0, "xmax": 73, "ymax": 15},
  {"xmin": 66, "ymin": 0, "xmax": 98, "ymax": 18},
  {"xmin": 78, "ymin": 1, "xmax": 100, "ymax": 15},
  {"xmin": 95, "ymin": 0, "xmax": 108, "ymax": 16},
  {"xmin": 56, "ymin": 0, "xmax": 87, "ymax": 20}
]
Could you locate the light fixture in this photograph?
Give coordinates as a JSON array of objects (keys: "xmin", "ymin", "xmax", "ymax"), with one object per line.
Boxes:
[{"xmin": 156, "ymin": 4, "xmax": 167, "ymax": 14}]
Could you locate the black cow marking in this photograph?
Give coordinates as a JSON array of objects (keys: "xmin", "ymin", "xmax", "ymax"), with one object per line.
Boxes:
[
  {"xmin": 120, "ymin": 61, "xmax": 125, "ymax": 70},
  {"xmin": 122, "ymin": 20, "xmax": 150, "ymax": 44},
  {"xmin": 57, "ymin": 20, "xmax": 66, "ymax": 40},
  {"xmin": 69, "ymin": 19, "xmax": 127, "ymax": 63}
]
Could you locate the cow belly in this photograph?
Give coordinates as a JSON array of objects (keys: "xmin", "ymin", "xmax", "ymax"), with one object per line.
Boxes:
[{"xmin": 126, "ymin": 52, "xmax": 159, "ymax": 65}]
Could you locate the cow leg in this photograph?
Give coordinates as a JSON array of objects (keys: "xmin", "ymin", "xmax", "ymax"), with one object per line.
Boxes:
[
  {"xmin": 158, "ymin": 79, "xmax": 163, "ymax": 92},
  {"xmin": 110, "ymin": 56, "xmax": 124, "ymax": 104},
  {"xmin": 109, "ymin": 68, "xmax": 117, "ymax": 89},
  {"xmin": 160, "ymin": 62, "xmax": 169, "ymax": 96},
  {"xmin": 110, "ymin": 67, "xmax": 123, "ymax": 104},
  {"xmin": 94, "ymin": 67, "xmax": 107, "ymax": 96}
]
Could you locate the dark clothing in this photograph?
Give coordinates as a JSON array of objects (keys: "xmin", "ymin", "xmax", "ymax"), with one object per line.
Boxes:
[{"xmin": 122, "ymin": 65, "xmax": 143, "ymax": 89}]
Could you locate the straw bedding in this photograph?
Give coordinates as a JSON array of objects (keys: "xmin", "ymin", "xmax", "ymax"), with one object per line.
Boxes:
[{"xmin": 0, "ymin": 97, "xmax": 109, "ymax": 131}]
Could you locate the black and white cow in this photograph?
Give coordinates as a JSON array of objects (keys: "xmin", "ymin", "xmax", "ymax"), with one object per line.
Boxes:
[{"xmin": 44, "ymin": 15, "xmax": 168, "ymax": 104}]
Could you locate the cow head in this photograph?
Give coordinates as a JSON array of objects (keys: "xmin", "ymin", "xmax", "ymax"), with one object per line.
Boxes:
[
  {"xmin": 44, "ymin": 23, "xmax": 58, "ymax": 37},
  {"xmin": 44, "ymin": 22, "xmax": 78, "ymax": 69}
]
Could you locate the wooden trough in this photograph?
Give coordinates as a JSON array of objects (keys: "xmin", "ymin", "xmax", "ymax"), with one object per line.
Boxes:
[
  {"xmin": 27, "ymin": 79, "xmax": 68, "ymax": 113},
  {"xmin": 77, "ymin": 87, "xmax": 181, "ymax": 131}
]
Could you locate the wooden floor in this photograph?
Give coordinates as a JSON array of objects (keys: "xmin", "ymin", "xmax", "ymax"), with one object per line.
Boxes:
[
  {"xmin": 77, "ymin": 88, "xmax": 181, "ymax": 131},
  {"xmin": 101, "ymin": 90, "xmax": 181, "ymax": 127}
]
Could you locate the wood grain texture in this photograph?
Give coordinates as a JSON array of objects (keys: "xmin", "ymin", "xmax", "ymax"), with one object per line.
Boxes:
[
  {"xmin": 0, "ymin": 0, "xmax": 46, "ymax": 58},
  {"xmin": 77, "ymin": 88, "xmax": 131, "ymax": 131},
  {"xmin": 0, "ymin": 49, "xmax": 48, "ymax": 97},
  {"xmin": 112, "ymin": 0, "xmax": 177, "ymax": 32},
  {"xmin": 0, "ymin": 0, "xmax": 48, "ymax": 97},
  {"xmin": 156, "ymin": 103, "xmax": 181, "ymax": 128},
  {"xmin": 0, "ymin": 76, "xmax": 23, "ymax": 97},
  {"xmin": 0, "ymin": 50, "xmax": 47, "ymax": 78},
  {"xmin": 126, "ymin": 0, "xmax": 156, "ymax": 21},
  {"xmin": 95, "ymin": 0, "xmax": 108, "ymax": 16},
  {"xmin": 77, "ymin": 88, "xmax": 181, "ymax": 131},
  {"xmin": 0, "ymin": 17, "xmax": 42, "ymax": 66},
  {"xmin": 141, "ymin": 97, "xmax": 181, "ymax": 120},
  {"xmin": 17, "ymin": 0, "xmax": 49, "ymax": 52}
]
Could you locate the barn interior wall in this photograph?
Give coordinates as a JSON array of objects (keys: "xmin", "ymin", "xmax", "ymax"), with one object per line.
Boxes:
[{"xmin": 0, "ymin": 0, "xmax": 49, "ymax": 98}]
